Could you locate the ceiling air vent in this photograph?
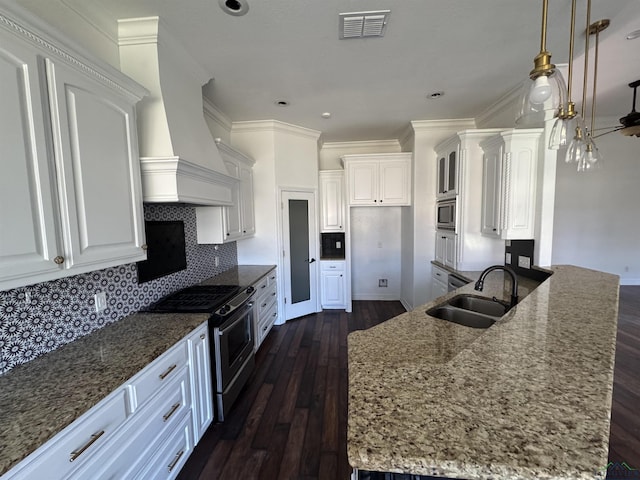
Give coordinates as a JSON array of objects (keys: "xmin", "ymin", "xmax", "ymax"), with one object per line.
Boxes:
[{"xmin": 339, "ymin": 10, "xmax": 390, "ymax": 39}]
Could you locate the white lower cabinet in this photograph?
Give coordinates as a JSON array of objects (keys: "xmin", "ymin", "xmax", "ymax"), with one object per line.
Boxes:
[
  {"xmin": 320, "ymin": 261, "xmax": 347, "ymax": 309},
  {"xmin": 253, "ymin": 268, "xmax": 279, "ymax": 351},
  {"xmin": 3, "ymin": 322, "xmax": 211, "ymax": 480},
  {"xmin": 431, "ymin": 264, "xmax": 449, "ymax": 300}
]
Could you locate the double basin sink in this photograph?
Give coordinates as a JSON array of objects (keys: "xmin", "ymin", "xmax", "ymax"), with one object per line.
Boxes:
[{"xmin": 426, "ymin": 294, "xmax": 511, "ymax": 328}]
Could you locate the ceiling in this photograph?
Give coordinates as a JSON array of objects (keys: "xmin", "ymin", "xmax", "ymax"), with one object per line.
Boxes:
[{"xmin": 17, "ymin": 0, "xmax": 640, "ymax": 142}]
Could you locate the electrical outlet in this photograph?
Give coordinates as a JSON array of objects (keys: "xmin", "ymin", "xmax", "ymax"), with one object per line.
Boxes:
[
  {"xmin": 336, "ymin": 241, "xmax": 341, "ymax": 249},
  {"xmin": 518, "ymin": 255, "xmax": 531, "ymax": 269},
  {"xmin": 378, "ymin": 279, "xmax": 388, "ymax": 287},
  {"xmin": 214, "ymin": 256, "xmax": 220, "ymax": 267},
  {"xmin": 505, "ymin": 253, "xmax": 512, "ymax": 264},
  {"xmin": 95, "ymin": 292, "xmax": 107, "ymax": 312}
]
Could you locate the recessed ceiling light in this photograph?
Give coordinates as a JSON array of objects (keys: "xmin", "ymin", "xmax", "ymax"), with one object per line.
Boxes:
[
  {"xmin": 321, "ymin": 112, "xmax": 331, "ymax": 119},
  {"xmin": 627, "ymin": 29, "xmax": 640, "ymax": 40},
  {"xmin": 219, "ymin": 0, "xmax": 249, "ymax": 16},
  {"xmin": 426, "ymin": 91, "xmax": 445, "ymax": 100},
  {"xmin": 275, "ymin": 100, "xmax": 289, "ymax": 107}
]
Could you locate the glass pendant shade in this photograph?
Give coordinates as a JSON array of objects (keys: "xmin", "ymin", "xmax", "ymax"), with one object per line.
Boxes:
[
  {"xmin": 549, "ymin": 113, "xmax": 577, "ymax": 149},
  {"xmin": 565, "ymin": 116, "xmax": 586, "ymax": 163},
  {"xmin": 515, "ymin": 71, "xmax": 567, "ymax": 126},
  {"xmin": 577, "ymin": 137, "xmax": 602, "ymax": 172}
]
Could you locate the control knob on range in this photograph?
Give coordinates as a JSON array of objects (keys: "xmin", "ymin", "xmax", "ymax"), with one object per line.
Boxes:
[{"xmin": 218, "ymin": 304, "xmax": 232, "ymax": 315}]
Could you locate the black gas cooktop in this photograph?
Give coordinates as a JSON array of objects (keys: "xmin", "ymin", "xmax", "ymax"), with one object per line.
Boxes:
[{"xmin": 147, "ymin": 285, "xmax": 242, "ymax": 313}]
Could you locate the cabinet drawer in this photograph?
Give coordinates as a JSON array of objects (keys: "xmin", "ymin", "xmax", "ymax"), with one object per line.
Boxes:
[
  {"xmin": 8, "ymin": 389, "xmax": 127, "ymax": 480},
  {"xmin": 70, "ymin": 365, "xmax": 191, "ymax": 480},
  {"xmin": 432, "ymin": 264, "xmax": 449, "ymax": 282},
  {"xmin": 257, "ymin": 282, "xmax": 277, "ymax": 316},
  {"xmin": 257, "ymin": 303, "xmax": 278, "ymax": 346},
  {"xmin": 127, "ymin": 341, "xmax": 189, "ymax": 412},
  {"xmin": 135, "ymin": 413, "xmax": 193, "ymax": 480},
  {"xmin": 321, "ymin": 260, "xmax": 345, "ymax": 272}
]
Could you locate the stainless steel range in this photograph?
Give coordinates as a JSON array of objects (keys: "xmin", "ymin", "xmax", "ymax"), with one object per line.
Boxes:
[{"xmin": 146, "ymin": 284, "xmax": 256, "ymax": 421}]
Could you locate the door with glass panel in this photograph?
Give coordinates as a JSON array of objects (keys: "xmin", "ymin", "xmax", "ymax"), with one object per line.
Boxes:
[{"xmin": 281, "ymin": 190, "xmax": 319, "ymax": 320}]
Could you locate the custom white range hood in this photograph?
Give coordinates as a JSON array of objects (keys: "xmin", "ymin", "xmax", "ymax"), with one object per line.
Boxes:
[{"xmin": 118, "ymin": 17, "xmax": 236, "ymax": 205}]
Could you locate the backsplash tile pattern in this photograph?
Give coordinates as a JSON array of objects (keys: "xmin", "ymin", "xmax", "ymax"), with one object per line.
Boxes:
[{"xmin": 0, "ymin": 204, "xmax": 236, "ymax": 375}]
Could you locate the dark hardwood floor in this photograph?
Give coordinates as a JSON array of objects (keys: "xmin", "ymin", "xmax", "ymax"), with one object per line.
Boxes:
[{"xmin": 178, "ymin": 288, "xmax": 640, "ymax": 480}]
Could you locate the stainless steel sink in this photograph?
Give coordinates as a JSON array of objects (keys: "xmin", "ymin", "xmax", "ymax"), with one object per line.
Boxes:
[
  {"xmin": 447, "ymin": 294, "xmax": 509, "ymax": 317},
  {"xmin": 426, "ymin": 294, "xmax": 511, "ymax": 328},
  {"xmin": 426, "ymin": 305, "xmax": 497, "ymax": 329}
]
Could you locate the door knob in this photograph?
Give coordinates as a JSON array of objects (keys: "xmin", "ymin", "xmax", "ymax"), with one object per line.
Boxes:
[{"xmin": 308, "ymin": 258, "xmax": 316, "ymax": 264}]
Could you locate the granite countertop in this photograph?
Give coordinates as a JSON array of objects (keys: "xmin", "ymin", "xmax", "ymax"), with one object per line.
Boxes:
[
  {"xmin": 198, "ymin": 265, "xmax": 276, "ymax": 287},
  {"xmin": 348, "ymin": 265, "xmax": 619, "ymax": 480},
  {"xmin": 0, "ymin": 265, "xmax": 276, "ymax": 476}
]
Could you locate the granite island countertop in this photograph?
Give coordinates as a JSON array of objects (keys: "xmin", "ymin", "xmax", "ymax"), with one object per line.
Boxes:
[
  {"xmin": 348, "ymin": 265, "xmax": 619, "ymax": 480},
  {"xmin": 0, "ymin": 265, "xmax": 276, "ymax": 476}
]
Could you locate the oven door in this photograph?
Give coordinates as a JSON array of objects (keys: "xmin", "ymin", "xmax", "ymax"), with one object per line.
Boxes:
[{"xmin": 213, "ymin": 302, "xmax": 254, "ymax": 393}]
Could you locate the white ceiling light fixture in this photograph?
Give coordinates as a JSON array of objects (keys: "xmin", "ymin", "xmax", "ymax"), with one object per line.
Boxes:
[
  {"xmin": 219, "ymin": 0, "xmax": 249, "ymax": 17},
  {"xmin": 339, "ymin": 10, "xmax": 390, "ymax": 39},
  {"xmin": 275, "ymin": 100, "xmax": 289, "ymax": 107},
  {"xmin": 426, "ymin": 91, "xmax": 445, "ymax": 100}
]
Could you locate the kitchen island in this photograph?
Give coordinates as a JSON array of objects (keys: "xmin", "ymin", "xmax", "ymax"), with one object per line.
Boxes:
[{"xmin": 348, "ymin": 265, "xmax": 619, "ymax": 480}]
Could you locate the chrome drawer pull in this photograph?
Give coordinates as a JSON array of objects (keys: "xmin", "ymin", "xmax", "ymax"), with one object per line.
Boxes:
[
  {"xmin": 168, "ymin": 449, "xmax": 185, "ymax": 472},
  {"xmin": 159, "ymin": 364, "xmax": 177, "ymax": 380},
  {"xmin": 163, "ymin": 402, "xmax": 181, "ymax": 422},
  {"xmin": 69, "ymin": 430, "xmax": 105, "ymax": 462}
]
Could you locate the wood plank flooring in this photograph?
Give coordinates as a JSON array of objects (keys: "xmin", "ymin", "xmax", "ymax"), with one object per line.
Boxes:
[{"xmin": 178, "ymin": 288, "xmax": 640, "ymax": 480}]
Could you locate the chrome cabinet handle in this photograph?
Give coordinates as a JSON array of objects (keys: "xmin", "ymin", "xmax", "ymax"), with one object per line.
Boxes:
[
  {"xmin": 200, "ymin": 334, "xmax": 205, "ymax": 340},
  {"xmin": 168, "ymin": 450, "xmax": 185, "ymax": 472},
  {"xmin": 69, "ymin": 430, "xmax": 104, "ymax": 462},
  {"xmin": 54, "ymin": 256, "xmax": 64, "ymax": 265},
  {"xmin": 163, "ymin": 402, "xmax": 181, "ymax": 422},
  {"xmin": 159, "ymin": 364, "xmax": 177, "ymax": 380},
  {"xmin": 141, "ymin": 244, "xmax": 148, "ymax": 250}
]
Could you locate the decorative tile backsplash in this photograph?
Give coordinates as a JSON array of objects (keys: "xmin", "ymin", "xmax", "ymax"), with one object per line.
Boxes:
[{"xmin": 0, "ymin": 204, "xmax": 236, "ymax": 375}]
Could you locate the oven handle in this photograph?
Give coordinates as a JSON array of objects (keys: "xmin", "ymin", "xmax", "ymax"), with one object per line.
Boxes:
[{"xmin": 218, "ymin": 302, "xmax": 253, "ymax": 336}]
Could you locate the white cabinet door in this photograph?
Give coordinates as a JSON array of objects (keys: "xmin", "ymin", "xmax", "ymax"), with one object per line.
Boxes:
[
  {"xmin": 444, "ymin": 233, "xmax": 457, "ymax": 269},
  {"xmin": 0, "ymin": 33, "xmax": 62, "ymax": 288},
  {"xmin": 45, "ymin": 57, "xmax": 146, "ymax": 271},
  {"xmin": 481, "ymin": 141, "xmax": 502, "ymax": 238},
  {"xmin": 379, "ymin": 160, "xmax": 410, "ymax": 205},
  {"xmin": 434, "ymin": 232, "xmax": 446, "ymax": 265},
  {"xmin": 343, "ymin": 154, "xmax": 412, "ymax": 206},
  {"xmin": 436, "ymin": 141, "xmax": 459, "ymax": 199},
  {"xmin": 187, "ymin": 324, "xmax": 213, "ymax": 443},
  {"xmin": 320, "ymin": 261, "xmax": 346, "ymax": 309},
  {"xmin": 347, "ymin": 161, "xmax": 378, "ymax": 205},
  {"xmin": 319, "ymin": 171, "xmax": 345, "ymax": 232}
]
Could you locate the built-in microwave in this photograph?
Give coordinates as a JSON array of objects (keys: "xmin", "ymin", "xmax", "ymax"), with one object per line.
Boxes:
[{"xmin": 436, "ymin": 198, "xmax": 456, "ymax": 230}]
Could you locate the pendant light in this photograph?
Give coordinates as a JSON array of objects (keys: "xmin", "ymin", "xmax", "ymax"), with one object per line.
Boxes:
[
  {"xmin": 565, "ymin": 0, "xmax": 592, "ymax": 164},
  {"xmin": 549, "ymin": 0, "xmax": 578, "ymax": 149},
  {"xmin": 516, "ymin": 0, "xmax": 567, "ymax": 126},
  {"xmin": 577, "ymin": 19, "xmax": 609, "ymax": 172}
]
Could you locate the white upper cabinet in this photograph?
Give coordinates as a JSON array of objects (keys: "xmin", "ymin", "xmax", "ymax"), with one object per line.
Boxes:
[
  {"xmin": 435, "ymin": 141, "xmax": 459, "ymax": 199},
  {"xmin": 319, "ymin": 170, "xmax": 345, "ymax": 232},
  {"xmin": 0, "ymin": 8, "xmax": 147, "ymax": 291},
  {"xmin": 480, "ymin": 129, "xmax": 543, "ymax": 240},
  {"xmin": 342, "ymin": 153, "xmax": 412, "ymax": 206},
  {"xmin": 195, "ymin": 142, "xmax": 255, "ymax": 244}
]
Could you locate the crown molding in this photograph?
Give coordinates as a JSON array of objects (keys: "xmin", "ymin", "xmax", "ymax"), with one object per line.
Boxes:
[
  {"xmin": 320, "ymin": 139, "xmax": 401, "ymax": 151},
  {"xmin": 411, "ymin": 118, "xmax": 476, "ymax": 133},
  {"xmin": 475, "ymin": 84, "xmax": 521, "ymax": 127},
  {"xmin": 0, "ymin": 6, "xmax": 147, "ymax": 101},
  {"xmin": 203, "ymin": 98, "xmax": 232, "ymax": 132},
  {"xmin": 232, "ymin": 120, "xmax": 321, "ymax": 140}
]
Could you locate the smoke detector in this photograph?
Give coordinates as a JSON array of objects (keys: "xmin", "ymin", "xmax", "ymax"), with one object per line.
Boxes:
[{"xmin": 339, "ymin": 10, "xmax": 391, "ymax": 39}]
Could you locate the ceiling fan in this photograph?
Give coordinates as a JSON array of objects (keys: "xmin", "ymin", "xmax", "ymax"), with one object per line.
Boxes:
[{"xmin": 594, "ymin": 79, "xmax": 640, "ymax": 138}]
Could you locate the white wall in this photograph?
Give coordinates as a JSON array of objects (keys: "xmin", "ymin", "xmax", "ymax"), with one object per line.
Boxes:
[
  {"xmin": 350, "ymin": 207, "xmax": 402, "ymax": 300},
  {"xmin": 552, "ymin": 126, "xmax": 640, "ymax": 285}
]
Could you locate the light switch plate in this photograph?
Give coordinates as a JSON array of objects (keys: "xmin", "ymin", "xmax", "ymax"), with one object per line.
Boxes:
[
  {"xmin": 95, "ymin": 292, "xmax": 107, "ymax": 312},
  {"xmin": 505, "ymin": 253, "xmax": 512, "ymax": 264},
  {"xmin": 518, "ymin": 255, "xmax": 531, "ymax": 269}
]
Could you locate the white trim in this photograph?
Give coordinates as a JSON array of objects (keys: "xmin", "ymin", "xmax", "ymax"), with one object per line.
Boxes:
[
  {"xmin": 203, "ymin": 98, "xmax": 233, "ymax": 134},
  {"xmin": 475, "ymin": 83, "xmax": 521, "ymax": 127},
  {"xmin": 232, "ymin": 120, "xmax": 321, "ymax": 140},
  {"xmin": 0, "ymin": 6, "xmax": 148, "ymax": 101},
  {"xmin": 352, "ymin": 293, "xmax": 401, "ymax": 301},
  {"xmin": 320, "ymin": 139, "xmax": 401, "ymax": 151},
  {"xmin": 411, "ymin": 118, "xmax": 476, "ymax": 133}
]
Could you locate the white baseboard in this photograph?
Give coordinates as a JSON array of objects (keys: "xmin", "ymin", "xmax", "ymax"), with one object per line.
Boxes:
[{"xmin": 352, "ymin": 293, "xmax": 400, "ymax": 301}]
